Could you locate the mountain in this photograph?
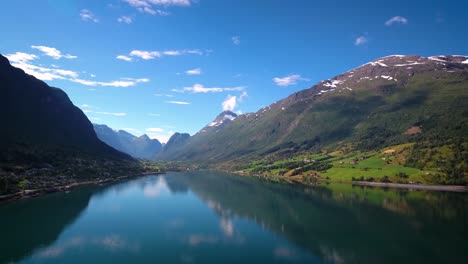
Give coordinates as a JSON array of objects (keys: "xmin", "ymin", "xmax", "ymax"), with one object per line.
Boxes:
[
  {"xmin": 93, "ymin": 124, "xmax": 162, "ymax": 160},
  {"xmin": 158, "ymin": 132, "xmax": 191, "ymax": 159},
  {"xmin": 198, "ymin": 110, "xmax": 238, "ymax": 134},
  {"xmin": 0, "ymin": 54, "xmax": 139, "ymax": 194},
  {"xmin": 157, "ymin": 55, "xmax": 468, "ymax": 182},
  {"xmin": 158, "ymin": 112, "xmax": 237, "ymax": 159}
]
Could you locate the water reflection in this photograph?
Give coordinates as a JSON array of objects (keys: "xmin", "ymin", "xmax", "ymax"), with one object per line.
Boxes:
[
  {"xmin": 165, "ymin": 171, "xmax": 468, "ymax": 264},
  {"xmin": 0, "ymin": 185, "xmax": 104, "ymax": 264},
  {"xmin": 142, "ymin": 177, "xmax": 169, "ymax": 198},
  {"xmin": 36, "ymin": 234, "xmax": 140, "ymax": 259},
  {"xmin": 0, "ymin": 171, "xmax": 466, "ymax": 264}
]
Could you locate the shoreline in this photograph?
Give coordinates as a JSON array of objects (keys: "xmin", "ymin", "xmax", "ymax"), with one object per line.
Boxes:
[
  {"xmin": 351, "ymin": 181, "xmax": 467, "ymax": 192},
  {"xmin": 227, "ymin": 170, "xmax": 468, "ymax": 192},
  {"xmin": 0, "ymin": 171, "xmax": 165, "ymax": 203}
]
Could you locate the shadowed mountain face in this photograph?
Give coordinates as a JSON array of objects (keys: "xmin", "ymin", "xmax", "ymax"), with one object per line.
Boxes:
[
  {"xmin": 93, "ymin": 124, "xmax": 162, "ymax": 160},
  {"xmin": 0, "ymin": 54, "xmax": 138, "ymax": 194},
  {"xmin": 0, "ymin": 54, "xmax": 127, "ymax": 158},
  {"xmin": 158, "ymin": 55, "xmax": 468, "ymax": 162}
]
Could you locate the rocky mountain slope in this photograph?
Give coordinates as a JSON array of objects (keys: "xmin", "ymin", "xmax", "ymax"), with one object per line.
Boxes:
[{"xmin": 158, "ymin": 55, "xmax": 468, "ymax": 182}]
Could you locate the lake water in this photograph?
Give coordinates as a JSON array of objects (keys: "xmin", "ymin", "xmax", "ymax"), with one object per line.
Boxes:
[{"xmin": 1, "ymin": 171, "xmax": 467, "ymax": 264}]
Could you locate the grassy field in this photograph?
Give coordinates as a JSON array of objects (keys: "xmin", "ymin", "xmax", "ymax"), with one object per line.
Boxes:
[{"xmin": 238, "ymin": 143, "xmax": 462, "ymax": 185}]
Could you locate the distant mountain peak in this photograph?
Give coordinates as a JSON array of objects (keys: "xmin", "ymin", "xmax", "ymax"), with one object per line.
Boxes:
[
  {"xmin": 209, "ymin": 111, "xmax": 238, "ymax": 127},
  {"xmin": 93, "ymin": 124, "xmax": 161, "ymax": 160},
  {"xmin": 195, "ymin": 110, "xmax": 238, "ymax": 135}
]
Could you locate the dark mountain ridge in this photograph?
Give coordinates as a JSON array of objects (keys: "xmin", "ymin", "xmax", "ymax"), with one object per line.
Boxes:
[{"xmin": 0, "ymin": 54, "xmax": 140, "ymax": 194}]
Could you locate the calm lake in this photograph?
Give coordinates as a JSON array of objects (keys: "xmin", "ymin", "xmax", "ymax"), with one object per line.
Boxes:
[{"xmin": 1, "ymin": 171, "xmax": 467, "ymax": 264}]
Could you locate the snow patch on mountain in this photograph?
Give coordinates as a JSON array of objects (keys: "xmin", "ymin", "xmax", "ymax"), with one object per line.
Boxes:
[{"xmin": 323, "ymin": 80, "xmax": 343, "ymax": 88}]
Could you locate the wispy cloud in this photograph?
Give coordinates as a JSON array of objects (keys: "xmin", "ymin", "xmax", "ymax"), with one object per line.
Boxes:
[
  {"xmin": 123, "ymin": 0, "xmax": 193, "ymax": 15},
  {"xmin": 354, "ymin": 36, "xmax": 367, "ymax": 46},
  {"xmin": 166, "ymin": 100, "xmax": 190, "ymax": 105},
  {"xmin": 84, "ymin": 109, "xmax": 127, "ymax": 116},
  {"xmin": 186, "ymin": 68, "xmax": 202, "ymax": 75},
  {"xmin": 124, "ymin": 0, "xmax": 193, "ymax": 16},
  {"xmin": 95, "ymin": 111, "xmax": 127, "ymax": 116},
  {"xmin": 6, "ymin": 48, "xmax": 148, "ymax": 87},
  {"xmin": 116, "ymin": 55, "xmax": 133, "ymax": 61},
  {"xmin": 118, "ymin": 16, "xmax": 133, "ymax": 24},
  {"xmin": 71, "ymin": 78, "xmax": 149, "ymax": 87},
  {"xmin": 147, "ymin": 127, "xmax": 164, "ymax": 132},
  {"xmin": 173, "ymin": 84, "xmax": 245, "ymax": 93},
  {"xmin": 80, "ymin": 9, "xmax": 99, "ymax": 23},
  {"xmin": 130, "ymin": 50, "xmax": 160, "ymax": 60},
  {"xmin": 149, "ymin": 0, "xmax": 192, "ymax": 6},
  {"xmin": 31, "ymin": 46, "xmax": 77, "ymax": 59},
  {"xmin": 232, "ymin": 36, "xmax": 240, "ymax": 45},
  {"xmin": 126, "ymin": 49, "xmax": 205, "ymax": 60},
  {"xmin": 385, "ymin": 16, "xmax": 408, "ymax": 26},
  {"xmin": 6, "ymin": 52, "xmax": 78, "ymax": 81},
  {"xmin": 5, "ymin": 52, "xmax": 37, "ymax": 63},
  {"xmin": 273, "ymin": 74, "xmax": 308, "ymax": 87},
  {"xmin": 154, "ymin": 94, "xmax": 174, "ymax": 97}
]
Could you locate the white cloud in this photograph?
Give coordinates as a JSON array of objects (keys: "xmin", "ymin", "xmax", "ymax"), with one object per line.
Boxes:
[
  {"xmin": 154, "ymin": 94, "xmax": 174, "ymax": 97},
  {"xmin": 232, "ymin": 36, "xmax": 240, "ymax": 45},
  {"xmin": 127, "ymin": 49, "xmax": 204, "ymax": 60},
  {"xmin": 239, "ymin": 91, "xmax": 248, "ymax": 102},
  {"xmin": 354, "ymin": 36, "xmax": 367, "ymax": 46},
  {"xmin": 71, "ymin": 78, "xmax": 148, "ymax": 88},
  {"xmin": 147, "ymin": 127, "xmax": 164, "ymax": 132},
  {"xmin": 53, "ymin": 69, "xmax": 79, "ymax": 78},
  {"xmin": 130, "ymin": 50, "xmax": 161, "ymax": 60},
  {"xmin": 185, "ymin": 68, "xmax": 202, "ymax": 75},
  {"xmin": 5, "ymin": 52, "xmax": 38, "ymax": 63},
  {"xmin": 385, "ymin": 16, "xmax": 408, "ymax": 26},
  {"xmin": 95, "ymin": 111, "xmax": 127, "ymax": 116},
  {"xmin": 80, "ymin": 9, "xmax": 99, "ymax": 23},
  {"xmin": 163, "ymin": 50, "xmax": 181, "ymax": 56},
  {"xmin": 81, "ymin": 107, "xmax": 128, "ymax": 118},
  {"xmin": 116, "ymin": 55, "xmax": 133, "ymax": 62},
  {"xmin": 6, "ymin": 52, "xmax": 79, "ymax": 81},
  {"xmin": 123, "ymin": 0, "xmax": 192, "ymax": 15},
  {"xmin": 118, "ymin": 16, "xmax": 133, "ymax": 24},
  {"xmin": 166, "ymin": 100, "xmax": 190, "ymax": 105},
  {"xmin": 31, "ymin": 46, "xmax": 77, "ymax": 59},
  {"xmin": 6, "ymin": 50, "xmax": 148, "ymax": 87},
  {"xmin": 273, "ymin": 74, "xmax": 308, "ymax": 87},
  {"xmin": 222, "ymin": 95, "xmax": 237, "ymax": 111},
  {"xmin": 123, "ymin": 77, "xmax": 150, "ymax": 82},
  {"xmin": 173, "ymin": 84, "xmax": 245, "ymax": 93},
  {"xmin": 149, "ymin": 0, "xmax": 192, "ymax": 6}
]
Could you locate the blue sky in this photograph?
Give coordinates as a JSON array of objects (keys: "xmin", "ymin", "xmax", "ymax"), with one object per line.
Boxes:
[{"xmin": 1, "ymin": 0, "xmax": 467, "ymax": 142}]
